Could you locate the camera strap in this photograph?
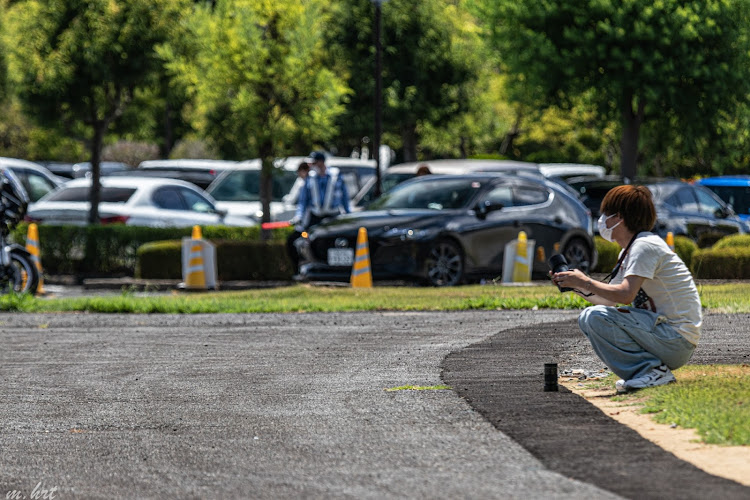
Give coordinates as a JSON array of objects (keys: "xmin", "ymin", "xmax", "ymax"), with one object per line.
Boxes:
[{"xmin": 602, "ymin": 232, "xmax": 640, "ymax": 284}]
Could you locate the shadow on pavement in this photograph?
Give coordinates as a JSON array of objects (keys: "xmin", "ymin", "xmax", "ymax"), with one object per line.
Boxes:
[{"xmin": 442, "ymin": 317, "xmax": 750, "ymax": 500}]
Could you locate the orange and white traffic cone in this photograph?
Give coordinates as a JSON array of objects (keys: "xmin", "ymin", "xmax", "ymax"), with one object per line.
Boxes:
[
  {"xmin": 350, "ymin": 227, "xmax": 373, "ymax": 288},
  {"xmin": 25, "ymin": 223, "xmax": 45, "ymax": 294}
]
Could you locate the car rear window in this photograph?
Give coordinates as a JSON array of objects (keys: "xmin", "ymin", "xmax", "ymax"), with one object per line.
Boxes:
[{"xmin": 45, "ymin": 186, "xmax": 136, "ymax": 203}]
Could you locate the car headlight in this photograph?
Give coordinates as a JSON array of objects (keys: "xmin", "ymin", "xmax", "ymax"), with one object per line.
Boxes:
[{"xmin": 381, "ymin": 227, "xmax": 433, "ymax": 241}]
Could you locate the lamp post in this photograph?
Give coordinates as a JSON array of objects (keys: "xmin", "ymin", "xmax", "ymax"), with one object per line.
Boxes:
[{"xmin": 371, "ymin": 0, "xmax": 388, "ymax": 198}]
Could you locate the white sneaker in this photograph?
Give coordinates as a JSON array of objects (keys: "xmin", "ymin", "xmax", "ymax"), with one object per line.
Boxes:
[{"xmin": 616, "ymin": 365, "xmax": 676, "ymax": 393}]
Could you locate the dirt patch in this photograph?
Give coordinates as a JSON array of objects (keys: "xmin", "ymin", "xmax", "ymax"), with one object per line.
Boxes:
[{"xmin": 560, "ymin": 377, "xmax": 750, "ymax": 487}]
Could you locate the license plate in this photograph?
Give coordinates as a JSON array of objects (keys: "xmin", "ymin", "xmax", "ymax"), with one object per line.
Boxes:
[{"xmin": 327, "ymin": 248, "xmax": 354, "ymax": 266}]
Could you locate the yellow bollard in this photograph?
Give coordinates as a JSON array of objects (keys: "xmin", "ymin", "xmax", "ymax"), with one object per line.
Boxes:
[
  {"xmin": 185, "ymin": 226, "xmax": 206, "ymax": 289},
  {"xmin": 666, "ymin": 231, "xmax": 675, "ymax": 251},
  {"xmin": 25, "ymin": 223, "xmax": 45, "ymax": 294},
  {"xmin": 512, "ymin": 231, "xmax": 531, "ymax": 282},
  {"xmin": 350, "ymin": 227, "xmax": 373, "ymax": 288}
]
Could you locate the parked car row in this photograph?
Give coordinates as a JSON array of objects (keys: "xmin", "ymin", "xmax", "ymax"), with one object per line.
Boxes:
[
  {"xmin": 567, "ymin": 176, "xmax": 748, "ymax": 240},
  {"xmin": 5, "ymin": 153, "xmax": 750, "ymax": 288},
  {"xmin": 3, "ymin": 155, "xmax": 379, "ymax": 229}
]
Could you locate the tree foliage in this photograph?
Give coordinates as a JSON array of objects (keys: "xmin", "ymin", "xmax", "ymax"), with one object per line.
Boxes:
[
  {"xmin": 0, "ymin": 1, "xmax": 8, "ymax": 103},
  {"xmin": 162, "ymin": 0, "xmax": 350, "ymax": 230},
  {"xmin": 327, "ymin": 0, "xmax": 484, "ymax": 161},
  {"xmin": 473, "ymin": 0, "xmax": 750, "ymax": 179},
  {"xmin": 6, "ymin": 0, "xmax": 188, "ymax": 222}
]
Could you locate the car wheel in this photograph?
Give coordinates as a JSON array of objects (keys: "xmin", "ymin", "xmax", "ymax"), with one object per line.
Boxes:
[
  {"xmin": 425, "ymin": 239, "xmax": 464, "ymax": 286},
  {"xmin": 562, "ymin": 237, "xmax": 592, "ymax": 273}
]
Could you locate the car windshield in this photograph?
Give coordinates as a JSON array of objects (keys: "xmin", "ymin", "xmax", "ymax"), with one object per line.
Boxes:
[
  {"xmin": 368, "ymin": 178, "xmax": 483, "ymax": 210},
  {"xmin": 44, "ymin": 186, "xmax": 136, "ymax": 203},
  {"xmin": 382, "ymin": 173, "xmax": 415, "ymax": 192},
  {"xmin": 208, "ymin": 169, "xmax": 297, "ymax": 202},
  {"xmin": 704, "ymin": 185, "xmax": 750, "ymax": 215}
]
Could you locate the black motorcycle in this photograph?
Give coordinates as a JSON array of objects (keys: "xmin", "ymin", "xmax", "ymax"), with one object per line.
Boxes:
[{"xmin": 0, "ymin": 168, "xmax": 39, "ymax": 294}]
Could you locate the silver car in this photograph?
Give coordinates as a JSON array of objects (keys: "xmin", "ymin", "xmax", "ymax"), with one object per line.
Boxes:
[
  {"xmin": 0, "ymin": 157, "xmax": 66, "ymax": 202},
  {"xmin": 26, "ymin": 176, "xmax": 256, "ymax": 227}
]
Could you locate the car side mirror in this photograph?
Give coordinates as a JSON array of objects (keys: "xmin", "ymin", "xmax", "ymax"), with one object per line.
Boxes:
[
  {"xmin": 214, "ymin": 208, "xmax": 228, "ymax": 218},
  {"xmin": 475, "ymin": 200, "xmax": 503, "ymax": 219},
  {"xmin": 715, "ymin": 206, "xmax": 732, "ymax": 219}
]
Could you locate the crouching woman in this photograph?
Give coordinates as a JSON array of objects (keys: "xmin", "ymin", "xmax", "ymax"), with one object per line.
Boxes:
[{"xmin": 551, "ymin": 184, "xmax": 701, "ymax": 392}]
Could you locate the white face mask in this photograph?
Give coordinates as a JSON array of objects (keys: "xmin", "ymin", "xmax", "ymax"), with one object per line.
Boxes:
[{"xmin": 598, "ymin": 214, "xmax": 621, "ymax": 242}]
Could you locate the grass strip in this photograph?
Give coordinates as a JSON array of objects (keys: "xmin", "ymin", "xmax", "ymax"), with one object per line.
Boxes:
[
  {"xmin": 583, "ymin": 365, "xmax": 750, "ymax": 447},
  {"xmin": 639, "ymin": 365, "xmax": 750, "ymax": 446},
  {"xmin": 1, "ymin": 284, "xmax": 590, "ymax": 313},
  {"xmin": 2, "ymin": 282, "xmax": 750, "ymax": 313}
]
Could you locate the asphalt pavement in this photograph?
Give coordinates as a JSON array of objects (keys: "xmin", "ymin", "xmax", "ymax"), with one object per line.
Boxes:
[{"xmin": 0, "ymin": 310, "xmax": 748, "ymax": 499}]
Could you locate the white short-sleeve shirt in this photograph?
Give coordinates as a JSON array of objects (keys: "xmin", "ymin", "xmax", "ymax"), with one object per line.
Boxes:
[{"xmin": 611, "ymin": 232, "xmax": 702, "ymax": 345}]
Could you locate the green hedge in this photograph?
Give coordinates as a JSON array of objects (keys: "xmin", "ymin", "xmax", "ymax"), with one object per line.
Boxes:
[
  {"xmin": 674, "ymin": 235, "xmax": 697, "ymax": 269},
  {"xmin": 711, "ymin": 233, "xmax": 750, "ymax": 250},
  {"xmin": 593, "ymin": 236, "xmax": 619, "ymax": 273},
  {"xmin": 691, "ymin": 246, "xmax": 750, "ymax": 279},
  {"xmin": 136, "ymin": 239, "xmax": 293, "ymax": 280},
  {"xmin": 135, "ymin": 241, "xmax": 183, "ymax": 279},
  {"xmin": 10, "ymin": 223, "xmax": 293, "ymax": 276}
]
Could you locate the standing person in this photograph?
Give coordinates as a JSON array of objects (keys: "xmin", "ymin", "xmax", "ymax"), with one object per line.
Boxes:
[
  {"xmin": 551, "ymin": 185, "xmax": 701, "ymax": 392},
  {"xmin": 283, "ymin": 160, "xmax": 311, "ymax": 207},
  {"xmin": 287, "ymin": 152, "xmax": 351, "ymax": 272}
]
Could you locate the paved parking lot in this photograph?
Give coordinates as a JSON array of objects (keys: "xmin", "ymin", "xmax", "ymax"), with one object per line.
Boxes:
[{"xmin": 0, "ymin": 310, "xmax": 619, "ymax": 499}]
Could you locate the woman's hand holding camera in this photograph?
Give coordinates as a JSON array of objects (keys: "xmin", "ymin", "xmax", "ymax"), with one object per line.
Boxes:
[{"xmin": 551, "ymin": 268, "xmax": 591, "ymax": 293}]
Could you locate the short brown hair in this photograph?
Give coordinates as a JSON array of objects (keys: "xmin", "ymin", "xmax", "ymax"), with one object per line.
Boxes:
[{"xmin": 600, "ymin": 185, "xmax": 656, "ymax": 233}]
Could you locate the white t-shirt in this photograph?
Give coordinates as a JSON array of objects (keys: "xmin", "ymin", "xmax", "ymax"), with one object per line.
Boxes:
[{"xmin": 611, "ymin": 232, "xmax": 702, "ymax": 345}]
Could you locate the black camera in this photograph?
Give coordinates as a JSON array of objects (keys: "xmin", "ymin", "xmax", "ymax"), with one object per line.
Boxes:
[{"xmin": 548, "ymin": 254, "xmax": 573, "ymax": 292}]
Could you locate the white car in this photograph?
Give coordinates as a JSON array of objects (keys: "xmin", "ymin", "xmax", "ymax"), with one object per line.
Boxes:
[
  {"xmin": 206, "ymin": 156, "xmax": 377, "ymax": 222},
  {"xmin": 206, "ymin": 159, "xmax": 297, "ymax": 221},
  {"xmin": 0, "ymin": 157, "xmax": 66, "ymax": 202},
  {"xmin": 538, "ymin": 163, "xmax": 606, "ymax": 181},
  {"xmin": 26, "ymin": 177, "xmax": 256, "ymax": 227}
]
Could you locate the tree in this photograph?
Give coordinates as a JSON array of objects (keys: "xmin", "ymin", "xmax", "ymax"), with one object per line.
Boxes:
[
  {"xmin": 472, "ymin": 0, "xmax": 750, "ymax": 180},
  {"xmin": 0, "ymin": 1, "xmax": 7, "ymax": 104},
  {"xmin": 162, "ymin": 0, "xmax": 349, "ymax": 235},
  {"xmin": 417, "ymin": 70, "xmax": 516, "ymax": 159},
  {"xmin": 6, "ymin": 0, "xmax": 188, "ymax": 223},
  {"xmin": 327, "ymin": 0, "xmax": 483, "ymax": 162}
]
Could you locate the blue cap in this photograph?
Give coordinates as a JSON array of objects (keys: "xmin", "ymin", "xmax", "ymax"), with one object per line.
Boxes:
[{"xmin": 310, "ymin": 151, "xmax": 326, "ymax": 162}]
